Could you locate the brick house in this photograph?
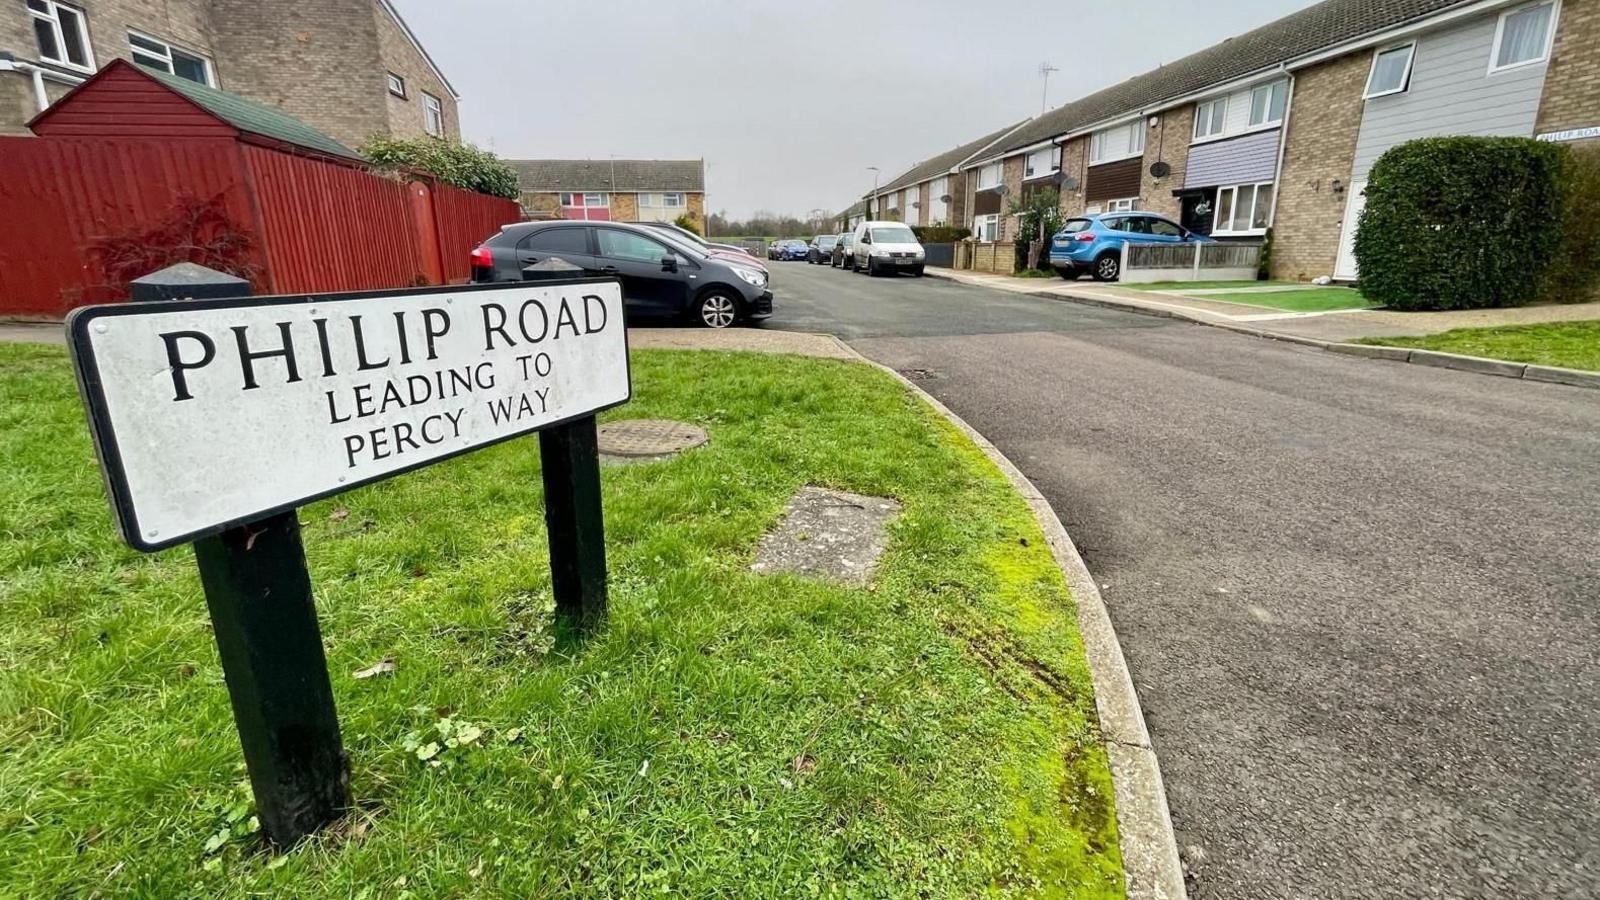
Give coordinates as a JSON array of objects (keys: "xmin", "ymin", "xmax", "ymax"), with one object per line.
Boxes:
[
  {"xmin": 867, "ymin": 120, "xmax": 1028, "ymax": 236},
  {"xmin": 0, "ymin": 0, "xmax": 459, "ymax": 148},
  {"xmin": 509, "ymin": 159, "xmax": 707, "ymax": 233},
  {"xmin": 917, "ymin": 0, "xmax": 1593, "ymax": 279}
]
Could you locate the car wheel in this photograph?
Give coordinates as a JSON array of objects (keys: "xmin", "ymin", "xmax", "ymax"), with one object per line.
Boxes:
[
  {"xmin": 913, "ymin": 265, "xmax": 925, "ymax": 277},
  {"xmin": 1092, "ymin": 254, "xmax": 1120, "ymax": 282},
  {"xmin": 696, "ymin": 291, "xmax": 739, "ymax": 329}
]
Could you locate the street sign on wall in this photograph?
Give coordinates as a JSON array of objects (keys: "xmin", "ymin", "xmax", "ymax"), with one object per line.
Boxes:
[{"xmin": 67, "ymin": 280, "xmax": 630, "ymax": 551}]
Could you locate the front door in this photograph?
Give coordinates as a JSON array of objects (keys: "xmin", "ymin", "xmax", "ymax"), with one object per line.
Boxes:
[
  {"xmin": 594, "ymin": 227, "xmax": 691, "ymax": 318},
  {"xmin": 1334, "ymin": 180, "xmax": 1367, "ymax": 281}
]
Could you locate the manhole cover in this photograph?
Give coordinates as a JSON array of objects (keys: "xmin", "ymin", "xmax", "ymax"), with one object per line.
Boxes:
[{"xmin": 597, "ymin": 419, "xmax": 709, "ymax": 460}]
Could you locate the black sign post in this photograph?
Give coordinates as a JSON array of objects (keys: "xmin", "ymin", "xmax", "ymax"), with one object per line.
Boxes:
[
  {"xmin": 540, "ymin": 417, "xmax": 607, "ymax": 630},
  {"xmin": 129, "ymin": 264, "xmax": 351, "ymax": 846}
]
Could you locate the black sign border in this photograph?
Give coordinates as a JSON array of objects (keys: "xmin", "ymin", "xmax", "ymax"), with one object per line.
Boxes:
[{"xmin": 65, "ymin": 278, "xmax": 631, "ymax": 553}]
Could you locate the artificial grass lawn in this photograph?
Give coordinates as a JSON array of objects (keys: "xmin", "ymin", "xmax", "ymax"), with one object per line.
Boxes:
[
  {"xmin": 0, "ymin": 343, "xmax": 1122, "ymax": 897},
  {"xmin": 1355, "ymin": 320, "xmax": 1600, "ymax": 372},
  {"xmin": 1126, "ymin": 280, "xmax": 1298, "ymax": 291},
  {"xmin": 1129, "ymin": 280, "xmax": 1375, "ymax": 312}
]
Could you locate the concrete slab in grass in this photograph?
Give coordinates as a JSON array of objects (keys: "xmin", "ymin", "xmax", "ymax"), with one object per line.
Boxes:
[{"xmin": 751, "ymin": 486, "xmax": 901, "ymax": 585}]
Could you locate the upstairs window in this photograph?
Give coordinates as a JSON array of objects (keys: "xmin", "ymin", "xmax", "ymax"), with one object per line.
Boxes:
[
  {"xmin": 1091, "ymin": 122, "xmax": 1143, "ymax": 164},
  {"xmin": 977, "ymin": 162, "xmax": 1002, "ymax": 189},
  {"xmin": 1490, "ymin": 0, "xmax": 1556, "ymax": 73},
  {"xmin": 1024, "ymin": 146, "xmax": 1059, "ymax": 178},
  {"xmin": 1194, "ymin": 97, "xmax": 1227, "ymax": 139},
  {"xmin": 387, "ymin": 72, "xmax": 406, "ymax": 98},
  {"xmin": 1365, "ymin": 43, "xmax": 1416, "ymax": 98},
  {"xmin": 1249, "ymin": 81, "xmax": 1288, "ymax": 126},
  {"xmin": 422, "ymin": 92, "xmax": 443, "ymax": 136},
  {"xmin": 28, "ymin": 0, "xmax": 93, "ymax": 71},
  {"xmin": 560, "ymin": 193, "xmax": 608, "ymax": 208},
  {"xmin": 130, "ymin": 32, "xmax": 213, "ymax": 86}
]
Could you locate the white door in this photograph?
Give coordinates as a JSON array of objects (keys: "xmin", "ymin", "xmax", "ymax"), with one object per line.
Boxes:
[{"xmin": 1334, "ymin": 180, "xmax": 1367, "ymax": 281}]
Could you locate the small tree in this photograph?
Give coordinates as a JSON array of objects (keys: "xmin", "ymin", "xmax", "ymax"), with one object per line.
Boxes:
[
  {"xmin": 359, "ymin": 136, "xmax": 519, "ymax": 200},
  {"xmin": 1007, "ymin": 187, "xmax": 1063, "ymax": 272},
  {"xmin": 673, "ymin": 213, "xmax": 701, "ymax": 236}
]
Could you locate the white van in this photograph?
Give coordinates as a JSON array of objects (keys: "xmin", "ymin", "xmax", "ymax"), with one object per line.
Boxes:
[{"xmin": 850, "ymin": 220, "xmax": 926, "ymax": 277}]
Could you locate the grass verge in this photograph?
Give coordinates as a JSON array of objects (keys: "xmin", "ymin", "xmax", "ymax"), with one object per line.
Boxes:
[
  {"xmin": 1192, "ymin": 287, "xmax": 1374, "ymax": 313},
  {"xmin": 0, "ymin": 343, "xmax": 1123, "ymax": 897},
  {"xmin": 1354, "ymin": 320, "xmax": 1600, "ymax": 372}
]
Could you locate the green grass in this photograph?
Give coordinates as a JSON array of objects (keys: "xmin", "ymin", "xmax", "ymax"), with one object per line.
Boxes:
[
  {"xmin": 0, "ymin": 343, "xmax": 1122, "ymax": 897},
  {"xmin": 1126, "ymin": 279, "xmax": 1294, "ymax": 291},
  {"xmin": 1191, "ymin": 288, "xmax": 1376, "ymax": 313},
  {"xmin": 1012, "ymin": 270, "xmax": 1057, "ymax": 279},
  {"xmin": 1355, "ymin": 320, "xmax": 1600, "ymax": 372}
]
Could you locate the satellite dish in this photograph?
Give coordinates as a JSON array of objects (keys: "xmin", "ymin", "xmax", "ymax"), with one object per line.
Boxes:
[
  {"xmin": 939, "ymin": 194, "xmax": 953, "ymax": 203},
  {"xmin": 1150, "ymin": 161, "xmax": 1172, "ymax": 178},
  {"xmin": 1057, "ymin": 174, "xmax": 1079, "ymax": 191}
]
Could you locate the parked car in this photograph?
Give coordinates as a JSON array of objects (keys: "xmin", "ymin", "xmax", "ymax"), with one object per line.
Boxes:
[
  {"xmin": 469, "ymin": 221, "xmax": 772, "ymax": 328},
  {"xmin": 807, "ymin": 234, "xmax": 838, "ymax": 264},
  {"xmin": 849, "ymin": 221, "xmax": 926, "ymax": 277},
  {"xmin": 766, "ymin": 240, "xmax": 784, "ymax": 261},
  {"xmin": 772, "ymin": 239, "xmax": 809, "ymax": 262},
  {"xmin": 1048, "ymin": 212, "xmax": 1213, "ymax": 282},
  {"xmin": 831, "ymin": 232, "xmax": 856, "ymax": 269},
  {"xmin": 628, "ymin": 221, "xmax": 763, "ymax": 263}
]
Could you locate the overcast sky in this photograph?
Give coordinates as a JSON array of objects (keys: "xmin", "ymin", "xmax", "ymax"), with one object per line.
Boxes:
[{"xmin": 391, "ymin": 0, "xmax": 1321, "ymax": 220}]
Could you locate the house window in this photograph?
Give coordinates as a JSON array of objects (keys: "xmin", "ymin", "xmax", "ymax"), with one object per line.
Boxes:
[
  {"xmin": 977, "ymin": 162, "xmax": 1002, "ymax": 189},
  {"xmin": 640, "ymin": 193, "xmax": 683, "ymax": 208},
  {"xmin": 129, "ymin": 32, "xmax": 213, "ymax": 86},
  {"xmin": 1104, "ymin": 198, "xmax": 1136, "ymax": 214},
  {"xmin": 975, "ymin": 214, "xmax": 1001, "ymax": 242},
  {"xmin": 387, "ymin": 72, "xmax": 406, "ymax": 98},
  {"xmin": 1490, "ymin": 0, "xmax": 1556, "ymax": 73},
  {"xmin": 1213, "ymin": 182, "xmax": 1275, "ymax": 235},
  {"xmin": 1091, "ymin": 122, "xmax": 1143, "ymax": 164},
  {"xmin": 1364, "ymin": 43, "xmax": 1416, "ymax": 97},
  {"xmin": 560, "ymin": 193, "xmax": 608, "ymax": 208},
  {"xmin": 1249, "ymin": 81, "xmax": 1288, "ymax": 126},
  {"xmin": 422, "ymin": 92, "xmax": 444, "ymax": 136},
  {"xmin": 28, "ymin": 0, "xmax": 93, "ymax": 71},
  {"xmin": 1194, "ymin": 97, "xmax": 1227, "ymax": 139},
  {"xmin": 1024, "ymin": 146, "xmax": 1059, "ymax": 179},
  {"xmin": 661, "ymin": 192, "xmax": 685, "ymax": 208}
]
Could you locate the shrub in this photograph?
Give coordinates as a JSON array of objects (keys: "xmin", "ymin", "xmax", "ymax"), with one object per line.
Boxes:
[
  {"xmin": 1354, "ymin": 136, "xmax": 1566, "ymax": 310},
  {"xmin": 1540, "ymin": 143, "xmax": 1600, "ymax": 303},
  {"xmin": 673, "ymin": 213, "xmax": 701, "ymax": 236},
  {"xmin": 912, "ymin": 225, "xmax": 972, "ymax": 243},
  {"xmin": 88, "ymin": 193, "xmax": 262, "ymax": 299},
  {"xmin": 359, "ymin": 136, "xmax": 520, "ymax": 199}
]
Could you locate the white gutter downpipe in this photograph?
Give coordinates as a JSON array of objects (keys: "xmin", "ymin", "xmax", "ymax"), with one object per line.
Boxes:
[
  {"xmin": 1267, "ymin": 66, "xmax": 1295, "ymax": 230},
  {"xmin": 0, "ymin": 57, "xmax": 78, "ymax": 114}
]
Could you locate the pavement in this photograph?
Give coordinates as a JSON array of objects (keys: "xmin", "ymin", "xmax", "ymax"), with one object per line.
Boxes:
[
  {"xmin": 761, "ymin": 259, "xmax": 1600, "ymax": 900},
  {"xmin": 923, "ymin": 268, "xmax": 1600, "ymax": 342}
]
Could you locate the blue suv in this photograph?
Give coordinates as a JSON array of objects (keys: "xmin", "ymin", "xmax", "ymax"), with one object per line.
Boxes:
[{"xmin": 1049, "ymin": 212, "xmax": 1213, "ymax": 282}]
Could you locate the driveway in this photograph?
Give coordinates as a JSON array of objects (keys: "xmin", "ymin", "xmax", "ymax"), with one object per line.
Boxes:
[{"xmin": 763, "ymin": 261, "xmax": 1600, "ymax": 900}]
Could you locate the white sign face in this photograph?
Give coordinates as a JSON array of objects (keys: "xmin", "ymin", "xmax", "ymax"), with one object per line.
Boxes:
[
  {"xmin": 68, "ymin": 280, "xmax": 630, "ymax": 551},
  {"xmin": 1536, "ymin": 126, "xmax": 1600, "ymax": 143}
]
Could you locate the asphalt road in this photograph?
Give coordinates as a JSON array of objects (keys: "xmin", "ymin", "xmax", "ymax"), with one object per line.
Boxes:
[{"xmin": 763, "ymin": 260, "xmax": 1600, "ymax": 900}]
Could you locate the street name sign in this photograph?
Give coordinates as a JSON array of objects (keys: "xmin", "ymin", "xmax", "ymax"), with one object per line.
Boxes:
[{"xmin": 67, "ymin": 280, "xmax": 630, "ymax": 551}]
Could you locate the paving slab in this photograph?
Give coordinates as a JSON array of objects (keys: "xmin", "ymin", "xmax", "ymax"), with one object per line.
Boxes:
[{"xmin": 751, "ymin": 486, "xmax": 901, "ymax": 586}]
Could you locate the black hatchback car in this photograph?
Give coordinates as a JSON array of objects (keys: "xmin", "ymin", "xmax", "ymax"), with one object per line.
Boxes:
[{"xmin": 470, "ymin": 221, "xmax": 772, "ymax": 328}]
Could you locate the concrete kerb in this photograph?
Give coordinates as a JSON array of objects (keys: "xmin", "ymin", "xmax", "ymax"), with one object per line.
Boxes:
[
  {"xmin": 922, "ymin": 268, "xmax": 1600, "ymax": 391},
  {"xmin": 822, "ymin": 334, "xmax": 1188, "ymax": 900}
]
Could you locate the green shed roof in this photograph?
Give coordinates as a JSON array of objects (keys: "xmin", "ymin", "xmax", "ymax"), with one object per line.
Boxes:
[{"xmin": 138, "ymin": 64, "xmax": 365, "ymax": 162}]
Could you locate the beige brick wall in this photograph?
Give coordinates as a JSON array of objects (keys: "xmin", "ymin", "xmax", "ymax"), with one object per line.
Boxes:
[
  {"xmin": 521, "ymin": 192, "xmax": 561, "ymax": 219},
  {"xmin": 1141, "ymin": 108, "xmax": 1193, "ymax": 221},
  {"xmin": 1271, "ymin": 54, "xmax": 1369, "ymax": 281},
  {"xmin": 374, "ymin": 1, "xmax": 459, "ymax": 142},
  {"xmin": 685, "ymin": 193, "xmax": 706, "ymax": 233},
  {"xmin": 1537, "ymin": 0, "xmax": 1600, "ymax": 143},
  {"xmin": 608, "ymin": 192, "xmax": 639, "ymax": 221},
  {"xmin": 1000, "ymin": 154, "xmax": 1024, "ymax": 240},
  {"xmin": 948, "ymin": 171, "xmax": 968, "ymax": 229},
  {"xmin": 1058, "ymin": 136, "xmax": 1089, "ymax": 216}
]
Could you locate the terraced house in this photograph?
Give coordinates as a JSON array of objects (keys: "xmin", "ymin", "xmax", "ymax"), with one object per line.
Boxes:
[
  {"xmin": 509, "ymin": 159, "xmax": 707, "ymax": 233},
  {"xmin": 0, "ymin": 0, "xmax": 459, "ymax": 147},
  {"xmin": 869, "ymin": 120, "xmax": 1028, "ymax": 232},
  {"xmin": 865, "ymin": 0, "xmax": 1596, "ymax": 280}
]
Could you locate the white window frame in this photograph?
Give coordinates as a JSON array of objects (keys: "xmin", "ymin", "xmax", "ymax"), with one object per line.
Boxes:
[
  {"xmin": 1364, "ymin": 42, "xmax": 1417, "ymax": 98},
  {"xmin": 1090, "ymin": 122, "xmax": 1144, "ymax": 165},
  {"xmin": 1193, "ymin": 97, "xmax": 1228, "ymax": 141},
  {"xmin": 1104, "ymin": 198, "xmax": 1136, "ymax": 214},
  {"xmin": 660, "ymin": 192, "xmax": 685, "ymax": 208},
  {"xmin": 128, "ymin": 30, "xmax": 215, "ymax": 87},
  {"xmin": 1023, "ymin": 146, "xmax": 1059, "ymax": 179},
  {"xmin": 1212, "ymin": 181, "xmax": 1275, "ymax": 236},
  {"xmin": 28, "ymin": 0, "xmax": 94, "ymax": 73},
  {"xmin": 1248, "ymin": 80, "xmax": 1288, "ymax": 127},
  {"xmin": 422, "ymin": 91, "xmax": 444, "ymax": 137},
  {"xmin": 974, "ymin": 213, "xmax": 1001, "ymax": 242},
  {"xmin": 976, "ymin": 162, "xmax": 1002, "ymax": 190},
  {"xmin": 1488, "ymin": 0, "xmax": 1558, "ymax": 75},
  {"xmin": 386, "ymin": 72, "xmax": 406, "ymax": 98},
  {"xmin": 929, "ymin": 177, "xmax": 949, "ymax": 224},
  {"xmin": 559, "ymin": 193, "xmax": 609, "ymax": 208}
]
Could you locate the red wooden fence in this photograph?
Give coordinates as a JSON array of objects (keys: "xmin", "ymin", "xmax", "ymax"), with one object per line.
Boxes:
[{"xmin": 0, "ymin": 136, "xmax": 521, "ymax": 318}]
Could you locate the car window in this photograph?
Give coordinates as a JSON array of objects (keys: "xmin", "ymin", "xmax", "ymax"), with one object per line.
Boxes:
[
  {"xmin": 1147, "ymin": 218, "xmax": 1184, "ymax": 238},
  {"xmin": 596, "ymin": 228, "xmax": 668, "ymax": 263},
  {"xmin": 1102, "ymin": 217, "xmax": 1130, "ymax": 233},
  {"xmin": 1061, "ymin": 218, "xmax": 1094, "ymax": 234},
  {"xmin": 1123, "ymin": 217, "xmax": 1153, "ymax": 235},
  {"xmin": 868, "ymin": 225, "xmax": 917, "ymax": 244},
  {"xmin": 519, "ymin": 227, "xmax": 589, "ymax": 254}
]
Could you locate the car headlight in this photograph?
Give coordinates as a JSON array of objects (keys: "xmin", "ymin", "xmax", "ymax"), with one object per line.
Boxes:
[
  {"xmin": 733, "ymin": 266, "xmax": 767, "ymax": 288},
  {"xmin": 871, "ymin": 248, "xmax": 887, "ymax": 257}
]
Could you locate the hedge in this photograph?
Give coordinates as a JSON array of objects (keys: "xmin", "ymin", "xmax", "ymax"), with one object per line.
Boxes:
[
  {"xmin": 359, "ymin": 136, "xmax": 520, "ymax": 200},
  {"xmin": 1540, "ymin": 143, "xmax": 1600, "ymax": 303},
  {"xmin": 912, "ymin": 225, "xmax": 971, "ymax": 243},
  {"xmin": 1354, "ymin": 137, "xmax": 1566, "ymax": 311}
]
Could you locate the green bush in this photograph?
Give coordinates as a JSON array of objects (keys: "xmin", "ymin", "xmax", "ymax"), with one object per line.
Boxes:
[
  {"xmin": 359, "ymin": 136, "xmax": 520, "ymax": 200},
  {"xmin": 672, "ymin": 213, "xmax": 701, "ymax": 236},
  {"xmin": 1354, "ymin": 136, "xmax": 1566, "ymax": 310},
  {"xmin": 912, "ymin": 225, "xmax": 972, "ymax": 243},
  {"xmin": 1540, "ymin": 143, "xmax": 1600, "ymax": 303}
]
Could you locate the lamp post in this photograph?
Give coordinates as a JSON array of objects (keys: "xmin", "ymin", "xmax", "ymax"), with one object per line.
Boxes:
[{"xmin": 867, "ymin": 166, "xmax": 880, "ymax": 221}]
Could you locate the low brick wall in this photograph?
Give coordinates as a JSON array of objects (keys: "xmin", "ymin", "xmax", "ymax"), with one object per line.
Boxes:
[{"xmin": 962, "ymin": 242, "xmax": 1017, "ymax": 275}]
